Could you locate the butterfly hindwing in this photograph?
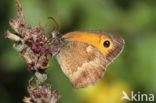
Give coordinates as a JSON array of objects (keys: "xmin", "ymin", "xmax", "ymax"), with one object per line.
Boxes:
[{"xmin": 56, "ymin": 40, "xmax": 106, "ymax": 88}]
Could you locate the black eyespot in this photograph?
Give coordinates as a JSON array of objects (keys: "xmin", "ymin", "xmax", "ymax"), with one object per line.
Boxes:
[{"xmin": 103, "ymin": 40, "xmax": 110, "ymax": 48}]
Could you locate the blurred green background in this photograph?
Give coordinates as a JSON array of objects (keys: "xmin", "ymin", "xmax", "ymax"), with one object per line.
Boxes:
[{"xmin": 0, "ymin": 0, "xmax": 156, "ymax": 103}]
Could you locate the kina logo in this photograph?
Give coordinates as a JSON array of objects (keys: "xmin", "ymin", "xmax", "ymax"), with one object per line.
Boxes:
[{"xmin": 121, "ymin": 91, "xmax": 154, "ymax": 102}]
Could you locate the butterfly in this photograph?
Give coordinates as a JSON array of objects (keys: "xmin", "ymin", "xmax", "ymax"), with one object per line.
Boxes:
[{"xmin": 52, "ymin": 30, "xmax": 124, "ymax": 88}]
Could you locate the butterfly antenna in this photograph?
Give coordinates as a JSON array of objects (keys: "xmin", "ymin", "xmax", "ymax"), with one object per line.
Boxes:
[{"xmin": 48, "ymin": 17, "xmax": 60, "ymax": 31}]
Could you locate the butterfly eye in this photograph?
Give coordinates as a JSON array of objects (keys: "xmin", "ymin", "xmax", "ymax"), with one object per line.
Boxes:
[{"xmin": 103, "ymin": 40, "xmax": 110, "ymax": 48}]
